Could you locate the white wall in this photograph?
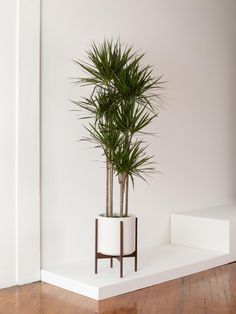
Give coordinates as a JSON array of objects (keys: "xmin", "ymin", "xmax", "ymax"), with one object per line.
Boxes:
[
  {"xmin": 0, "ymin": 0, "xmax": 40, "ymax": 289},
  {"xmin": 17, "ymin": 0, "xmax": 41, "ymax": 285},
  {"xmin": 41, "ymin": 0, "xmax": 236, "ymax": 267},
  {"xmin": 0, "ymin": 0, "xmax": 17, "ymax": 288}
]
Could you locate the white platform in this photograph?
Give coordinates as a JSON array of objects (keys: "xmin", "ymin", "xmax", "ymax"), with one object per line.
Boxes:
[
  {"xmin": 41, "ymin": 204, "xmax": 236, "ymax": 300},
  {"xmin": 171, "ymin": 204, "xmax": 236, "ymax": 257},
  {"xmin": 41, "ymin": 244, "xmax": 230, "ymax": 300}
]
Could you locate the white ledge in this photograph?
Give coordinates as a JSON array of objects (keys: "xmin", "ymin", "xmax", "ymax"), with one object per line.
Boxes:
[
  {"xmin": 41, "ymin": 204, "xmax": 236, "ymax": 300},
  {"xmin": 41, "ymin": 244, "xmax": 230, "ymax": 300}
]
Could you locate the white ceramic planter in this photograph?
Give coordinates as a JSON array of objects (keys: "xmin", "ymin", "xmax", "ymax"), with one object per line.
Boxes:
[{"xmin": 98, "ymin": 214, "xmax": 136, "ymax": 255}]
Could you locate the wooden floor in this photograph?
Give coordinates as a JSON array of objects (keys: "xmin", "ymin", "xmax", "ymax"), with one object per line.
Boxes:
[{"xmin": 1, "ymin": 263, "xmax": 236, "ymax": 314}]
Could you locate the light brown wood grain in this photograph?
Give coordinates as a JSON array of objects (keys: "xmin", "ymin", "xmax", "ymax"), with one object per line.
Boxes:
[{"xmin": 0, "ymin": 263, "xmax": 236, "ymax": 314}]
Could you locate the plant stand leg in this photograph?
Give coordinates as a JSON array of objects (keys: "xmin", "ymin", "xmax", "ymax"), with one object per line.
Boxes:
[
  {"xmin": 110, "ymin": 258, "xmax": 113, "ymax": 268},
  {"xmin": 120, "ymin": 221, "xmax": 123, "ymax": 278},
  {"xmin": 95, "ymin": 219, "xmax": 98, "ymax": 274},
  {"xmin": 135, "ymin": 217, "xmax": 138, "ymax": 272}
]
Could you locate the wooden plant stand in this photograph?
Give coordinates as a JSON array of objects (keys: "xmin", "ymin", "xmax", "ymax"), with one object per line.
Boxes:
[{"xmin": 95, "ymin": 217, "xmax": 138, "ymax": 278}]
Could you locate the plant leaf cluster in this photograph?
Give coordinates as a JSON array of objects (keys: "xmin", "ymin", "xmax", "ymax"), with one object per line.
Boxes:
[
  {"xmin": 73, "ymin": 39, "xmax": 164, "ymax": 216},
  {"xmin": 73, "ymin": 39, "xmax": 163, "ymax": 183}
]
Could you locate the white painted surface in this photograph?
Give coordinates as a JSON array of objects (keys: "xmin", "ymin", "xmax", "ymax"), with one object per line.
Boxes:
[
  {"xmin": 0, "ymin": 0, "xmax": 17, "ymax": 288},
  {"xmin": 41, "ymin": 0, "xmax": 236, "ymax": 267},
  {"xmin": 41, "ymin": 205, "xmax": 236, "ymax": 299},
  {"xmin": 16, "ymin": 0, "xmax": 41, "ymax": 285},
  {"xmin": 171, "ymin": 204, "xmax": 236, "ymax": 253},
  {"xmin": 41, "ymin": 244, "xmax": 230, "ymax": 300},
  {"xmin": 171, "ymin": 216, "xmax": 230, "ymax": 252},
  {"xmin": 0, "ymin": 0, "xmax": 41, "ymax": 288},
  {"xmin": 173, "ymin": 204, "xmax": 236, "ymax": 220}
]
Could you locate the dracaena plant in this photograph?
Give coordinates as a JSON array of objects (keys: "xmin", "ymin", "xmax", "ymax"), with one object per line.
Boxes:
[{"xmin": 73, "ymin": 39, "xmax": 164, "ymax": 218}]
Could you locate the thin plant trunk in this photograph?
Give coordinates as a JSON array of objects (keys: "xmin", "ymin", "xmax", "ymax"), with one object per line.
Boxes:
[
  {"xmin": 119, "ymin": 181, "xmax": 125, "ymax": 217},
  {"xmin": 107, "ymin": 160, "xmax": 113, "ymax": 217},
  {"xmin": 124, "ymin": 131, "xmax": 131, "ymax": 217},
  {"xmin": 124, "ymin": 176, "xmax": 129, "ymax": 217},
  {"xmin": 106, "ymin": 159, "xmax": 109, "ymax": 217},
  {"xmin": 119, "ymin": 174, "xmax": 126, "ymax": 217}
]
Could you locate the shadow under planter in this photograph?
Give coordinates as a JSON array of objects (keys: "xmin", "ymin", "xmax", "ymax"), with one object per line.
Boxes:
[{"xmin": 95, "ymin": 217, "xmax": 138, "ymax": 278}]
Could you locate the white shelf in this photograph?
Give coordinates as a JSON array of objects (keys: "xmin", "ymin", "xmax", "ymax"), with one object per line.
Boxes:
[
  {"xmin": 41, "ymin": 244, "xmax": 230, "ymax": 300},
  {"xmin": 171, "ymin": 204, "xmax": 236, "ymax": 256},
  {"xmin": 173, "ymin": 204, "xmax": 236, "ymax": 220},
  {"xmin": 41, "ymin": 204, "xmax": 236, "ymax": 300}
]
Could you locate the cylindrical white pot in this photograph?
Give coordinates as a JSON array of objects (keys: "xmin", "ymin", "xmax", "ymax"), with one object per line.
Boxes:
[{"xmin": 98, "ymin": 214, "xmax": 136, "ymax": 255}]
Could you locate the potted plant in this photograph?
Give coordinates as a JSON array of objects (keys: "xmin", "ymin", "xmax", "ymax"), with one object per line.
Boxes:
[{"xmin": 73, "ymin": 39, "xmax": 164, "ymax": 271}]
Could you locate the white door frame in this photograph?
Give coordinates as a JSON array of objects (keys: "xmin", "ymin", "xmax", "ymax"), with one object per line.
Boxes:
[{"xmin": 16, "ymin": 0, "xmax": 41, "ymax": 284}]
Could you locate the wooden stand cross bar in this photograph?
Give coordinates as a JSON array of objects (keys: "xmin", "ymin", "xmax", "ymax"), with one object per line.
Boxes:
[{"xmin": 95, "ymin": 217, "xmax": 138, "ymax": 278}]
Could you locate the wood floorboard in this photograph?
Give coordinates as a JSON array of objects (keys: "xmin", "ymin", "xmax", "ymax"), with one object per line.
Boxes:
[{"xmin": 0, "ymin": 263, "xmax": 236, "ymax": 314}]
